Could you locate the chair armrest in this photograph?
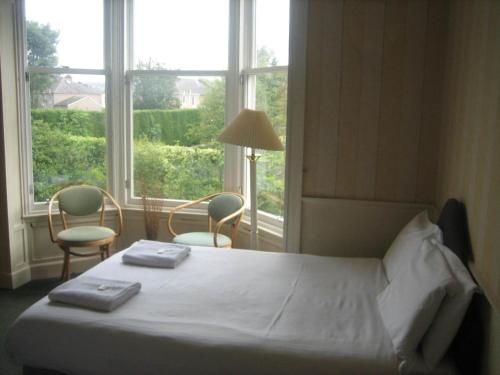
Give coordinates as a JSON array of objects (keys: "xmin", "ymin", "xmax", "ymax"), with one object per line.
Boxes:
[
  {"xmin": 100, "ymin": 189, "xmax": 123, "ymax": 236},
  {"xmin": 213, "ymin": 204, "xmax": 245, "ymax": 247},
  {"xmin": 167, "ymin": 193, "xmax": 219, "ymax": 237},
  {"xmin": 47, "ymin": 193, "xmax": 59, "ymax": 243}
]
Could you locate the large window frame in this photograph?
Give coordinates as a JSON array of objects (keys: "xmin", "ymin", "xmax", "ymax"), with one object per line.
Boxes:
[
  {"xmin": 17, "ymin": 0, "xmax": 288, "ymax": 233},
  {"xmin": 16, "ymin": 0, "xmax": 114, "ymax": 214},
  {"xmin": 240, "ymin": 0, "xmax": 288, "ymax": 228}
]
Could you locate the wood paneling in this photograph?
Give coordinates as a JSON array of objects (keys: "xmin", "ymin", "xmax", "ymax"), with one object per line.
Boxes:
[
  {"xmin": 302, "ymin": 0, "xmax": 445, "ymax": 203},
  {"xmin": 436, "ymin": 0, "xmax": 500, "ymax": 312},
  {"xmin": 303, "ymin": 0, "xmax": 344, "ymax": 197},
  {"xmin": 300, "ymin": 197, "xmax": 434, "ymax": 258}
]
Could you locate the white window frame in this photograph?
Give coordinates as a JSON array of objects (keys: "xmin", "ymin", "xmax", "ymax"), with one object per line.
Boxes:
[
  {"xmin": 16, "ymin": 0, "xmax": 114, "ymax": 215},
  {"xmin": 123, "ymin": 0, "xmax": 242, "ymax": 211},
  {"xmin": 16, "ymin": 0, "xmax": 288, "ymax": 235},
  {"xmin": 240, "ymin": 0, "xmax": 288, "ymax": 229}
]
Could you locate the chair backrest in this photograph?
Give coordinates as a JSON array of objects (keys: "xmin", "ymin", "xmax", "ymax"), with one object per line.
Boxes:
[
  {"xmin": 58, "ymin": 185, "xmax": 103, "ymax": 216},
  {"xmin": 208, "ymin": 193, "xmax": 244, "ymax": 225}
]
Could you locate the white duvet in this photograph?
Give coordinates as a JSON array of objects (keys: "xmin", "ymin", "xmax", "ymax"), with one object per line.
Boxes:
[{"xmin": 6, "ymin": 245, "xmax": 399, "ymax": 375}]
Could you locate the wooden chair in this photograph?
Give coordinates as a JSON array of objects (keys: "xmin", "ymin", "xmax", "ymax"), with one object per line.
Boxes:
[
  {"xmin": 48, "ymin": 185, "xmax": 123, "ymax": 281},
  {"xmin": 167, "ymin": 192, "xmax": 245, "ymax": 248}
]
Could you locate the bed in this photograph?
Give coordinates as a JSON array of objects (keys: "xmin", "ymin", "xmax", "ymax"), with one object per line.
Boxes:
[{"xmin": 5, "ymin": 199, "xmax": 475, "ymax": 375}]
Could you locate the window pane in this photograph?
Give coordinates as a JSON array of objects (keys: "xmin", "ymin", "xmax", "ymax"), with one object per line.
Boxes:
[
  {"xmin": 30, "ymin": 74, "xmax": 107, "ymax": 202},
  {"xmin": 134, "ymin": 0, "xmax": 229, "ymax": 70},
  {"xmin": 132, "ymin": 75, "xmax": 225, "ymax": 200},
  {"xmin": 255, "ymin": 0, "xmax": 289, "ymax": 67},
  {"xmin": 253, "ymin": 71, "xmax": 288, "ymax": 217},
  {"xmin": 25, "ymin": 0, "xmax": 104, "ymax": 69}
]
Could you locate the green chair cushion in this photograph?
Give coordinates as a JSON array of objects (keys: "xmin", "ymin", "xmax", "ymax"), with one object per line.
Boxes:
[
  {"xmin": 57, "ymin": 226, "xmax": 115, "ymax": 243},
  {"xmin": 208, "ymin": 194, "xmax": 244, "ymax": 224},
  {"xmin": 173, "ymin": 232, "xmax": 232, "ymax": 247},
  {"xmin": 58, "ymin": 186, "xmax": 103, "ymax": 216}
]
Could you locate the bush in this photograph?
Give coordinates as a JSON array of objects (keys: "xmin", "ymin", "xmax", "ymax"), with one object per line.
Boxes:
[
  {"xmin": 32, "ymin": 108, "xmax": 106, "ymax": 137},
  {"xmin": 31, "ymin": 108, "xmax": 203, "ymax": 146},
  {"xmin": 134, "ymin": 140, "xmax": 223, "ymax": 200},
  {"xmin": 133, "ymin": 109, "xmax": 201, "ymax": 145},
  {"xmin": 31, "ymin": 109, "xmax": 284, "ymax": 216},
  {"xmin": 257, "ymin": 150, "xmax": 285, "ymax": 216},
  {"xmin": 32, "ymin": 120, "xmax": 107, "ymax": 202}
]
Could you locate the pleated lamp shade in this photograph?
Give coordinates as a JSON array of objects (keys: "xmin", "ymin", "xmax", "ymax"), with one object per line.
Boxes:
[{"xmin": 218, "ymin": 109, "xmax": 284, "ymax": 151}]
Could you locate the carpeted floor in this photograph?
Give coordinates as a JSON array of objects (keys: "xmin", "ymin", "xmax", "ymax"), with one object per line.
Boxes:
[{"xmin": 0, "ymin": 278, "xmax": 62, "ymax": 375}]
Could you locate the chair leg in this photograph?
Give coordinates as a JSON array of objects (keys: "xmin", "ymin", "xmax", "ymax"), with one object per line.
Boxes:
[
  {"xmin": 61, "ymin": 249, "xmax": 70, "ymax": 281},
  {"xmin": 100, "ymin": 245, "xmax": 110, "ymax": 260}
]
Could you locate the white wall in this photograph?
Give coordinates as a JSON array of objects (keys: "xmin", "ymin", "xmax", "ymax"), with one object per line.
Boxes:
[{"xmin": 0, "ymin": 0, "xmax": 31, "ymax": 288}]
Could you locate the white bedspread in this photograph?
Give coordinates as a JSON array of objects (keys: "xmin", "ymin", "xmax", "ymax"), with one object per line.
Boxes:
[{"xmin": 6, "ymin": 246, "xmax": 398, "ymax": 375}]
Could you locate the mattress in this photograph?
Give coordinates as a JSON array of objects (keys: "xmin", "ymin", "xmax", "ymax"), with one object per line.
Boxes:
[{"xmin": 6, "ymin": 246, "xmax": 399, "ymax": 375}]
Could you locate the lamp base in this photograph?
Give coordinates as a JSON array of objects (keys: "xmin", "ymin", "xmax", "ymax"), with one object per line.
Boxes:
[{"xmin": 247, "ymin": 151, "xmax": 260, "ymax": 250}]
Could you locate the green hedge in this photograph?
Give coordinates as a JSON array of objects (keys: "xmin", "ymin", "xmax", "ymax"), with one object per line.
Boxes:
[
  {"xmin": 32, "ymin": 120, "xmax": 107, "ymax": 202},
  {"xmin": 31, "ymin": 109, "xmax": 284, "ymax": 216},
  {"xmin": 133, "ymin": 109, "xmax": 201, "ymax": 145},
  {"xmin": 32, "ymin": 108, "xmax": 106, "ymax": 137},
  {"xmin": 31, "ymin": 108, "xmax": 202, "ymax": 145},
  {"xmin": 134, "ymin": 140, "xmax": 223, "ymax": 200},
  {"xmin": 31, "ymin": 121, "xmax": 223, "ymax": 202}
]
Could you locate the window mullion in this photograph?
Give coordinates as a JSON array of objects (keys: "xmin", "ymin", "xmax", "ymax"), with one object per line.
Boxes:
[
  {"xmin": 223, "ymin": 0, "xmax": 243, "ymax": 195},
  {"xmin": 15, "ymin": 0, "xmax": 35, "ymax": 215}
]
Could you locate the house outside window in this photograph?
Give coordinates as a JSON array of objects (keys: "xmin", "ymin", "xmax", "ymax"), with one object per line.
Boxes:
[{"xmin": 18, "ymin": 0, "xmax": 289, "ymax": 228}]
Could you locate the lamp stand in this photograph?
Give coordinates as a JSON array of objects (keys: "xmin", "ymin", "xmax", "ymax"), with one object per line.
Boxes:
[{"xmin": 247, "ymin": 148, "xmax": 260, "ymax": 249}]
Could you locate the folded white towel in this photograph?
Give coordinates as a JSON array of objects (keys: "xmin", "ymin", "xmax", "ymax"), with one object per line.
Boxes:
[
  {"xmin": 48, "ymin": 276, "xmax": 141, "ymax": 312},
  {"xmin": 122, "ymin": 240, "xmax": 191, "ymax": 268}
]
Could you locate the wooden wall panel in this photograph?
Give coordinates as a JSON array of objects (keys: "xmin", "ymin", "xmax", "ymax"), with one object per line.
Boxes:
[
  {"xmin": 436, "ymin": 0, "xmax": 500, "ymax": 311},
  {"xmin": 415, "ymin": 0, "xmax": 448, "ymax": 202},
  {"xmin": 336, "ymin": 0, "xmax": 385, "ymax": 199},
  {"xmin": 302, "ymin": 0, "xmax": 445, "ymax": 204},
  {"xmin": 302, "ymin": 0, "xmax": 343, "ymax": 197},
  {"xmin": 374, "ymin": 0, "xmax": 408, "ymax": 201},
  {"xmin": 355, "ymin": 0, "xmax": 384, "ymax": 199}
]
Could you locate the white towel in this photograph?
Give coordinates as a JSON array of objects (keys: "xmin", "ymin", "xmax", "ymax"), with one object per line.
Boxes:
[
  {"xmin": 122, "ymin": 240, "xmax": 191, "ymax": 268},
  {"xmin": 48, "ymin": 276, "xmax": 141, "ymax": 312}
]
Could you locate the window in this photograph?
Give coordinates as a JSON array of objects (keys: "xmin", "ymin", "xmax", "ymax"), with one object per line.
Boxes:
[
  {"xmin": 24, "ymin": 0, "xmax": 107, "ymax": 207},
  {"xmin": 19, "ymin": 0, "xmax": 289, "ymax": 228},
  {"xmin": 128, "ymin": 0, "xmax": 229, "ymax": 204},
  {"xmin": 130, "ymin": 75, "xmax": 226, "ymax": 201},
  {"xmin": 243, "ymin": 0, "xmax": 289, "ymax": 218}
]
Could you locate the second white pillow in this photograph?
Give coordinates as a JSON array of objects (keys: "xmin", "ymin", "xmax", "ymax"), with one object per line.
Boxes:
[{"xmin": 377, "ymin": 238, "xmax": 456, "ymax": 359}]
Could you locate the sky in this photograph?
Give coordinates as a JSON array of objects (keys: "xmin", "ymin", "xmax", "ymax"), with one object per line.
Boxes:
[{"xmin": 25, "ymin": 0, "xmax": 289, "ymax": 82}]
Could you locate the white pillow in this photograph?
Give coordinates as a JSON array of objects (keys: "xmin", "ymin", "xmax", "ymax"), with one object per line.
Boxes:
[
  {"xmin": 377, "ymin": 239, "xmax": 456, "ymax": 358},
  {"xmin": 383, "ymin": 211, "xmax": 442, "ymax": 282},
  {"xmin": 421, "ymin": 239, "xmax": 478, "ymax": 368}
]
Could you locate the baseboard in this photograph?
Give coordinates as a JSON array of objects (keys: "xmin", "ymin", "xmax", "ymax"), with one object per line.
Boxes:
[
  {"xmin": 0, "ymin": 271, "xmax": 12, "ymax": 289},
  {"xmin": 0, "ymin": 265, "xmax": 32, "ymax": 289}
]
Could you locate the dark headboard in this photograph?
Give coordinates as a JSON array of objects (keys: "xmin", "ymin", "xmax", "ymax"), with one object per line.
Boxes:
[
  {"xmin": 437, "ymin": 198, "xmax": 483, "ymax": 375},
  {"xmin": 437, "ymin": 199, "xmax": 472, "ymax": 264}
]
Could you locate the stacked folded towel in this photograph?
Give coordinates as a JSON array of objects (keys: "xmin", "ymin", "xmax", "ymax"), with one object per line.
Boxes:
[
  {"xmin": 122, "ymin": 240, "xmax": 191, "ymax": 268},
  {"xmin": 48, "ymin": 276, "xmax": 141, "ymax": 312}
]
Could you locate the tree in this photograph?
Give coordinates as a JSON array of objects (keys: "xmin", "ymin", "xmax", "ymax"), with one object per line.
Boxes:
[
  {"xmin": 133, "ymin": 60, "xmax": 180, "ymax": 109},
  {"xmin": 191, "ymin": 78, "xmax": 225, "ymax": 145},
  {"xmin": 257, "ymin": 46, "xmax": 279, "ymax": 68},
  {"xmin": 26, "ymin": 21, "xmax": 59, "ymax": 108},
  {"xmin": 254, "ymin": 47, "xmax": 288, "ymax": 216},
  {"xmin": 255, "ymin": 47, "xmax": 287, "ymax": 138}
]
